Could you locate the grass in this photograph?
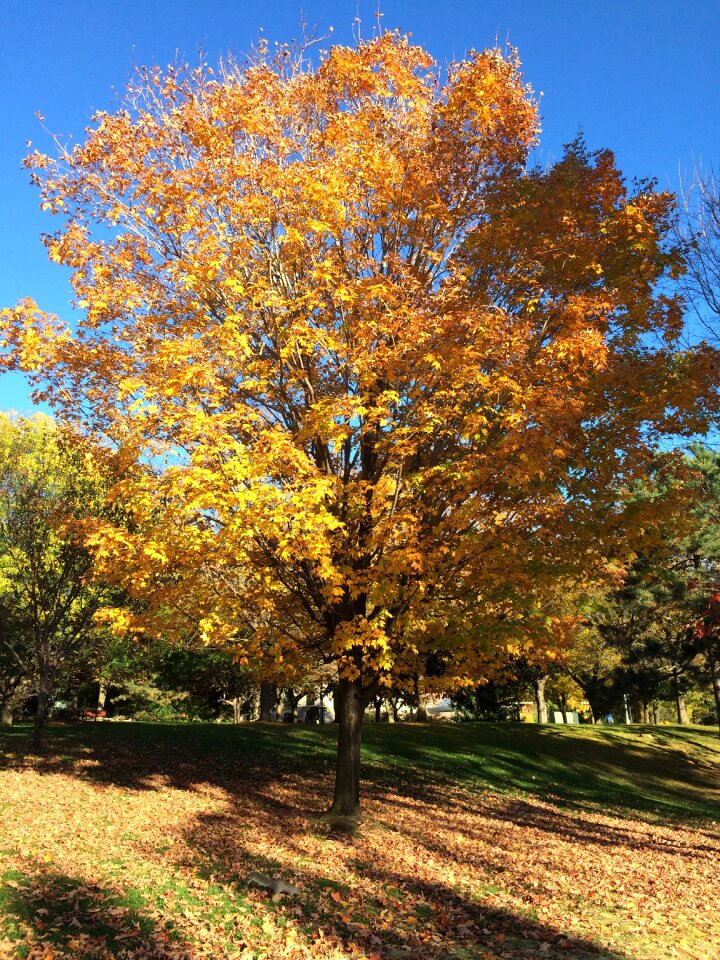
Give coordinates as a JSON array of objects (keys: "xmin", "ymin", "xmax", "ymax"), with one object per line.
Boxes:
[
  {"xmin": 2, "ymin": 718, "xmax": 717, "ymax": 820},
  {"xmin": 0, "ymin": 720, "xmax": 718, "ymax": 959}
]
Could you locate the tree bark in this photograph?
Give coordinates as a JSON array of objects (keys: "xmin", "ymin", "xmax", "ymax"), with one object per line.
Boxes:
[
  {"xmin": 285, "ymin": 688, "xmax": 299, "ymax": 723},
  {"xmin": 232, "ymin": 697, "xmax": 242, "ymax": 724},
  {"xmin": 1, "ymin": 704, "xmax": 13, "ymax": 726},
  {"xmin": 709, "ymin": 652, "xmax": 720, "ymax": 738},
  {"xmin": 413, "ymin": 674, "xmax": 428, "ymax": 722},
  {"xmin": 259, "ymin": 681, "xmax": 275, "ymax": 722},
  {"xmin": 330, "ymin": 678, "xmax": 364, "ymax": 816},
  {"xmin": 97, "ymin": 680, "xmax": 108, "ymax": 712},
  {"xmin": 534, "ymin": 676, "xmax": 548, "ymax": 724},
  {"xmin": 68, "ymin": 690, "xmax": 80, "ymax": 722},
  {"xmin": 374, "ymin": 697, "xmax": 382, "ymax": 723},
  {"xmin": 673, "ymin": 669, "xmax": 690, "ymax": 725},
  {"xmin": 33, "ymin": 669, "xmax": 52, "ymax": 751}
]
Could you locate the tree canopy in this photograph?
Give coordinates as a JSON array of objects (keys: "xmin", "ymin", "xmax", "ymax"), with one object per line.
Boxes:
[
  {"xmin": 2, "ymin": 33, "xmax": 718, "ymax": 809},
  {"xmin": 0, "ymin": 414, "xmax": 115, "ymax": 745}
]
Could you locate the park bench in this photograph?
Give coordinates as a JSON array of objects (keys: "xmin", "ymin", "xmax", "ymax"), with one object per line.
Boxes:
[{"xmin": 80, "ymin": 709, "xmax": 107, "ymax": 721}]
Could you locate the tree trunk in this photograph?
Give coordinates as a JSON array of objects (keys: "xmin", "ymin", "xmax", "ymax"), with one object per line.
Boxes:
[
  {"xmin": 232, "ymin": 697, "xmax": 242, "ymax": 724},
  {"xmin": 330, "ymin": 678, "xmax": 364, "ymax": 816},
  {"xmin": 673, "ymin": 669, "xmax": 690, "ymax": 725},
  {"xmin": 640, "ymin": 701, "xmax": 649, "ymax": 724},
  {"xmin": 97, "ymin": 680, "xmax": 108, "ymax": 712},
  {"xmin": 415, "ymin": 692, "xmax": 429, "ymax": 722},
  {"xmin": 259, "ymin": 681, "xmax": 275, "ymax": 722},
  {"xmin": 652, "ymin": 701, "xmax": 660, "ymax": 725},
  {"xmin": 534, "ymin": 676, "xmax": 548, "ymax": 724},
  {"xmin": 33, "ymin": 670, "xmax": 52, "ymax": 751},
  {"xmin": 676, "ymin": 691, "xmax": 689, "ymax": 725},
  {"xmin": 1, "ymin": 704, "xmax": 13, "ymax": 726},
  {"xmin": 374, "ymin": 697, "xmax": 382, "ymax": 723},
  {"xmin": 413, "ymin": 674, "xmax": 428, "ymax": 722},
  {"xmin": 285, "ymin": 688, "xmax": 299, "ymax": 723},
  {"xmin": 68, "ymin": 690, "xmax": 80, "ymax": 722},
  {"xmin": 709, "ymin": 653, "xmax": 720, "ymax": 738}
]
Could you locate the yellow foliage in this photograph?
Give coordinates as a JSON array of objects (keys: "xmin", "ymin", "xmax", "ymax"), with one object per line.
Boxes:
[{"xmin": 1, "ymin": 33, "xmax": 717, "ymax": 698}]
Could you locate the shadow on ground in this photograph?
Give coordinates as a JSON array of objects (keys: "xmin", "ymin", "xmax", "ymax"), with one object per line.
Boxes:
[
  {"xmin": 2, "ymin": 723, "xmax": 717, "ymax": 959},
  {"xmin": 0, "ymin": 866, "xmax": 194, "ymax": 959},
  {"xmin": 1, "ymin": 719, "xmax": 717, "ymax": 822},
  {"xmin": 178, "ymin": 806, "xmax": 632, "ymax": 960}
]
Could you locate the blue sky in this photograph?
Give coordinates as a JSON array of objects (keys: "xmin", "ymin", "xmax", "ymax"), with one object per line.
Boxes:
[{"xmin": 1, "ymin": 0, "xmax": 719, "ymax": 412}]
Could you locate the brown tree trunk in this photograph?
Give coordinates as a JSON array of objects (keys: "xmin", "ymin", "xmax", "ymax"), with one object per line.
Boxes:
[
  {"xmin": 413, "ymin": 674, "xmax": 428, "ymax": 722},
  {"xmin": 33, "ymin": 669, "xmax": 52, "ymax": 751},
  {"xmin": 97, "ymin": 680, "xmax": 108, "ymax": 712},
  {"xmin": 330, "ymin": 678, "xmax": 364, "ymax": 816},
  {"xmin": 652, "ymin": 701, "xmax": 660, "ymax": 725},
  {"xmin": 709, "ymin": 653, "xmax": 720, "ymax": 738},
  {"xmin": 259, "ymin": 681, "xmax": 275, "ymax": 722},
  {"xmin": 374, "ymin": 697, "xmax": 382, "ymax": 723},
  {"xmin": 1, "ymin": 704, "xmax": 13, "ymax": 726},
  {"xmin": 534, "ymin": 676, "xmax": 548, "ymax": 724},
  {"xmin": 674, "ymin": 669, "xmax": 690, "ymax": 725},
  {"xmin": 285, "ymin": 688, "xmax": 299, "ymax": 723},
  {"xmin": 68, "ymin": 690, "xmax": 80, "ymax": 722},
  {"xmin": 232, "ymin": 697, "xmax": 242, "ymax": 724},
  {"xmin": 415, "ymin": 689, "xmax": 429, "ymax": 722}
]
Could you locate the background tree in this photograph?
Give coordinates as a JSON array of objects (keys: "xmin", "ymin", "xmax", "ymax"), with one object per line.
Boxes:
[
  {"xmin": 0, "ymin": 619, "xmax": 29, "ymax": 726},
  {"xmin": 677, "ymin": 168, "xmax": 720, "ymax": 339},
  {"xmin": 2, "ymin": 35, "xmax": 718, "ymax": 811},
  {"xmin": 0, "ymin": 414, "xmax": 114, "ymax": 747}
]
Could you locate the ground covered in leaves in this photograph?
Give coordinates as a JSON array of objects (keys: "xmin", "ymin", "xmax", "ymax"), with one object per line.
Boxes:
[{"xmin": 0, "ymin": 722, "xmax": 718, "ymax": 960}]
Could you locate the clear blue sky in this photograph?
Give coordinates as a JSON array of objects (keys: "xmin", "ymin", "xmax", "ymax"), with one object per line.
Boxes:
[{"xmin": 2, "ymin": 0, "xmax": 719, "ymax": 412}]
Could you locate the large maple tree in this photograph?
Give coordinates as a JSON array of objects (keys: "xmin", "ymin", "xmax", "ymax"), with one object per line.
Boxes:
[{"xmin": 2, "ymin": 33, "xmax": 717, "ymax": 813}]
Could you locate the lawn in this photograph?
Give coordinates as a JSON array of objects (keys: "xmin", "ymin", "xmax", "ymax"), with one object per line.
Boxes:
[{"xmin": 0, "ymin": 720, "xmax": 718, "ymax": 960}]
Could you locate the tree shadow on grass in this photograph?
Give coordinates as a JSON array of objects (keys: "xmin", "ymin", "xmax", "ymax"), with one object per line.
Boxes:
[
  {"xmin": 0, "ymin": 865, "xmax": 194, "ymax": 959},
  {"xmin": 382, "ymin": 785, "xmax": 720, "ymax": 862},
  {"xmin": 177, "ymin": 807, "xmax": 633, "ymax": 960},
  {"xmin": 3, "ymin": 721, "xmax": 718, "ymax": 862},
  {"xmin": 0, "ymin": 722, "xmax": 335, "ymax": 795},
  {"xmin": 2, "ymin": 725, "xmax": 712, "ymax": 959},
  {"xmin": 5, "ymin": 719, "xmax": 719, "ymax": 824},
  {"xmin": 358, "ymin": 722, "xmax": 720, "ymax": 823}
]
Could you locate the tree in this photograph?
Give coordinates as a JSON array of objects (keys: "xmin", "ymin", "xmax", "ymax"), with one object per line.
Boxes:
[
  {"xmin": 2, "ymin": 34, "xmax": 718, "ymax": 811},
  {"xmin": 677, "ymin": 168, "xmax": 720, "ymax": 339},
  {"xmin": 0, "ymin": 414, "xmax": 114, "ymax": 747},
  {"xmin": 0, "ymin": 625, "xmax": 29, "ymax": 726},
  {"xmin": 153, "ymin": 642, "xmax": 258, "ymax": 722},
  {"xmin": 566, "ymin": 445, "xmax": 720, "ymax": 726}
]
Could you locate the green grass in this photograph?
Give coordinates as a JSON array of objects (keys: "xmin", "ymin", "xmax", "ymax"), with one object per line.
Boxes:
[
  {"xmin": 1, "ymin": 718, "xmax": 718, "ymax": 822},
  {"xmin": 1, "ymin": 720, "xmax": 719, "ymax": 959}
]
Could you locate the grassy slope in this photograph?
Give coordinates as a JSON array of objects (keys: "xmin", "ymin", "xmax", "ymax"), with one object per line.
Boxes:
[
  {"xmin": 0, "ymin": 721, "xmax": 718, "ymax": 960},
  {"xmin": 2, "ymin": 718, "xmax": 717, "ymax": 821}
]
